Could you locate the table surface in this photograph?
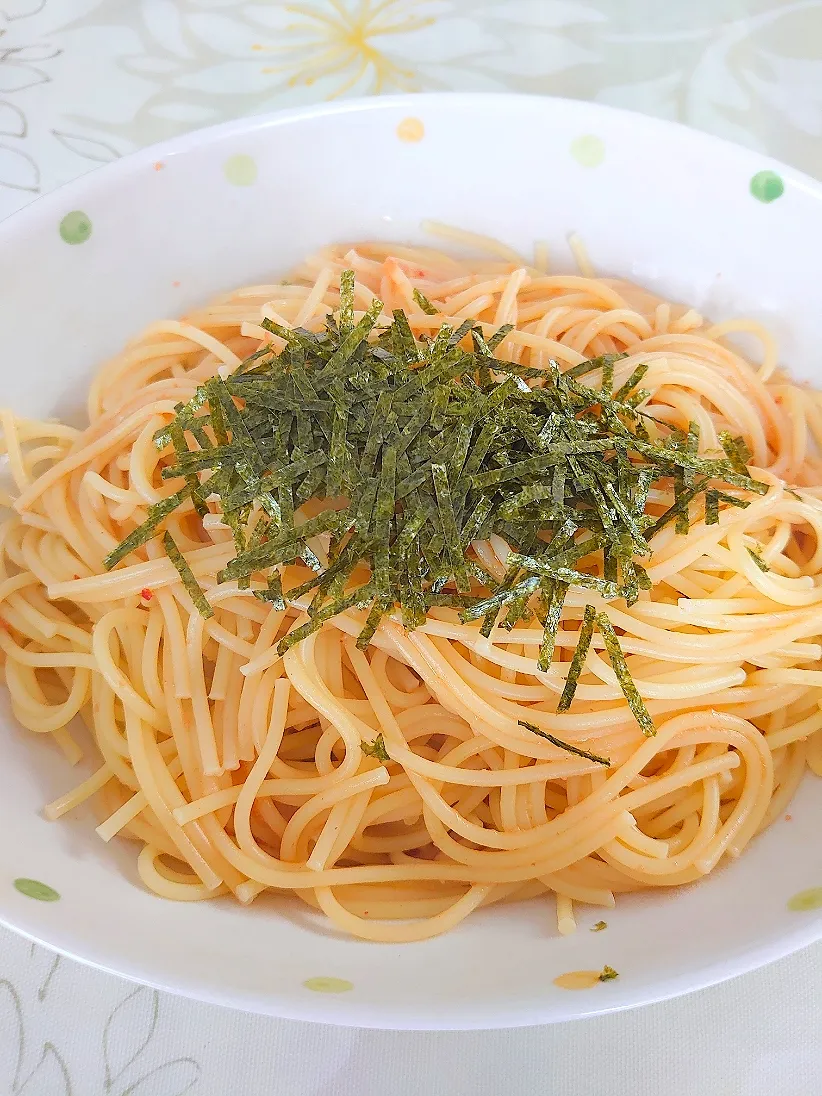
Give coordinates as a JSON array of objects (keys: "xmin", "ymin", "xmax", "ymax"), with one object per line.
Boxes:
[{"xmin": 2, "ymin": 2, "xmax": 822, "ymax": 1093}]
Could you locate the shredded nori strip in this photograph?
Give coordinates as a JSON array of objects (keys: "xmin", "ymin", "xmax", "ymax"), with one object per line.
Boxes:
[
  {"xmin": 413, "ymin": 288, "xmax": 438, "ymax": 315},
  {"xmin": 162, "ymin": 531, "xmax": 213, "ymax": 618},
  {"xmin": 556, "ymin": 605, "xmax": 597, "ymax": 712},
  {"xmin": 104, "ymin": 486, "xmax": 192, "ymax": 569},
  {"xmin": 536, "ymin": 580, "xmax": 567, "ymax": 672},
  {"xmin": 597, "ymin": 612, "xmax": 655, "ymax": 736},
  {"xmin": 705, "ymin": 490, "xmax": 719, "ymax": 526},
  {"xmin": 746, "ymin": 544, "xmax": 770, "ymax": 572},
  {"xmin": 105, "ymin": 269, "xmax": 768, "ymax": 727},
  {"xmin": 518, "ymin": 718, "xmax": 610, "ymax": 766}
]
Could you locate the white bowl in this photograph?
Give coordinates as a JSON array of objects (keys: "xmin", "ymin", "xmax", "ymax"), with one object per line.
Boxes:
[{"xmin": 1, "ymin": 93, "xmax": 821, "ymax": 1030}]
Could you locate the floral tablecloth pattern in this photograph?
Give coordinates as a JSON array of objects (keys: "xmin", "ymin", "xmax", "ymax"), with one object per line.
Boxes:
[
  {"xmin": 2, "ymin": 2, "xmax": 822, "ymax": 1094},
  {"xmin": 3, "ymin": 926, "xmax": 822, "ymax": 1096},
  {"xmin": 4, "ymin": 0, "xmax": 822, "ymax": 217}
]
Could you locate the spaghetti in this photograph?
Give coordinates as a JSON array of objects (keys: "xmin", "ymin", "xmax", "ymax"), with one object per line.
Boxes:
[{"xmin": 2, "ymin": 235, "xmax": 822, "ymax": 942}]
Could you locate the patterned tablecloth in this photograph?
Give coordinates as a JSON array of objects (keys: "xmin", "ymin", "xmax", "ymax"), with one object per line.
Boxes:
[{"xmin": 2, "ymin": 3, "xmax": 822, "ymax": 1094}]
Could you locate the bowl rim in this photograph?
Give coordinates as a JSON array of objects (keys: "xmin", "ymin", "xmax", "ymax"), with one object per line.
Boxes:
[
  {"xmin": 1, "ymin": 90, "xmax": 822, "ymax": 1030},
  {"xmin": 2, "ymin": 89, "xmax": 821, "ymax": 245}
]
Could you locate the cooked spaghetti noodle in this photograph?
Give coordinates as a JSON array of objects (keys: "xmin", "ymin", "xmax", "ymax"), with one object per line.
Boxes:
[{"xmin": 3, "ymin": 234, "xmax": 822, "ymax": 942}]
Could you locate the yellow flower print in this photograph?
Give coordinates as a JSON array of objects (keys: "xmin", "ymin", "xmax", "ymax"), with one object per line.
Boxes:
[{"xmin": 256, "ymin": 0, "xmax": 437, "ymax": 98}]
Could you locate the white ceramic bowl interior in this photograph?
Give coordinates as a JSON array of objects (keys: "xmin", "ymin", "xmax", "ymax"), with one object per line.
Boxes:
[{"xmin": 1, "ymin": 93, "xmax": 821, "ymax": 1029}]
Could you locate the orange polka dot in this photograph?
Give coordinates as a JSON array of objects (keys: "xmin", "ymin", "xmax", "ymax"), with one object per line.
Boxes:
[
  {"xmin": 554, "ymin": 970, "xmax": 602, "ymax": 990},
  {"xmin": 153, "ymin": 161, "xmax": 164, "ymax": 171},
  {"xmin": 397, "ymin": 117, "xmax": 424, "ymax": 143}
]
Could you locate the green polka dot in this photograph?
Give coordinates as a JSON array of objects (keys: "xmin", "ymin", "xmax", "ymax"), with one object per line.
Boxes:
[
  {"xmin": 59, "ymin": 211, "xmax": 92, "ymax": 245},
  {"xmin": 224, "ymin": 154, "xmax": 257, "ymax": 187},
  {"xmin": 14, "ymin": 878, "xmax": 60, "ymax": 902},
  {"xmin": 750, "ymin": 170, "xmax": 784, "ymax": 203},
  {"xmin": 788, "ymin": 886, "xmax": 822, "ymax": 912},
  {"xmin": 302, "ymin": 976, "xmax": 353, "ymax": 994},
  {"xmin": 570, "ymin": 135, "xmax": 605, "ymax": 168}
]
